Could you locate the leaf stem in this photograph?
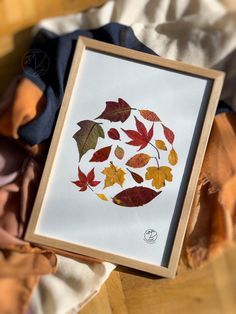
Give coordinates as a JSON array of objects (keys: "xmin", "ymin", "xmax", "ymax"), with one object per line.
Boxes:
[
  {"xmin": 154, "ymin": 157, "xmax": 160, "ymax": 168},
  {"xmin": 87, "ymin": 184, "xmax": 94, "ymax": 192},
  {"xmin": 148, "ymin": 142, "xmax": 160, "ymax": 159}
]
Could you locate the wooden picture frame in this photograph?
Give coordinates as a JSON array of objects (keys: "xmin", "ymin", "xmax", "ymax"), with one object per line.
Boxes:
[{"xmin": 25, "ymin": 37, "xmax": 224, "ymax": 278}]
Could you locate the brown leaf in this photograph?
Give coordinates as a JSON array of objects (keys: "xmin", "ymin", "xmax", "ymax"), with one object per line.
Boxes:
[
  {"xmin": 168, "ymin": 148, "xmax": 178, "ymax": 165},
  {"xmin": 96, "ymin": 98, "xmax": 131, "ymax": 122},
  {"xmin": 114, "ymin": 145, "xmax": 124, "ymax": 160},
  {"xmin": 155, "ymin": 140, "xmax": 167, "ymax": 150},
  {"xmin": 139, "ymin": 109, "xmax": 160, "ymax": 122},
  {"xmin": 127, "ymin": 168, "xmax": 143, "ymax": 184},
  {"xmin": 73, "ymin": 120, "xmax": 104, "ymax": 161},
  {"xmin": 89, "ymin": 145, "xmax": 112, "ymax": 162},
  {"xmin": 108, "ymin": 128, "xmax": 120, "ymax": 140},
  {"xmin": 126, "ymin": 153, "xmax": 151, "ymax": 168},
  {"xmin": 113, "ymin": 187, "xmax": 161, "ymax": 207}
]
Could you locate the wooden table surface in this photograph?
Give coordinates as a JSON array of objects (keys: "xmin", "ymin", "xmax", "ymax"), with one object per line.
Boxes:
[
  {"xmin": 81, "ymin": 247, "xmax": 236, "ymax": 314},
  {"xmin": 1, "ymin": 1, "xmax": 236, "ymax": 313}
]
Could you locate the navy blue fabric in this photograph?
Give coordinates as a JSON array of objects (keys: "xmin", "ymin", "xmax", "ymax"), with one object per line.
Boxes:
[
  {"xmin": 19, "ymin": 23, "xmax": 157, "ymax": 145},
  {"xmin": 216, "ymin": 100, "xmax": 233, "ymax": 115}
]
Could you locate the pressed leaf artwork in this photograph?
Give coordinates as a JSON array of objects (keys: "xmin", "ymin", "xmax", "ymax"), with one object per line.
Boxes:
[
  {"xmin": 145, "ymin": 166, "xmax": 173, "ymax": 189},
  {"xmin": 108, "ymin": 128, "xmax": 120, "ymax": 140},
  {"xmin": 139, "ymin": 109, "xmax": 160, "ymax": 122},
  {"xmin": 89, "ymin": 145, "xmax": 112, "ymax": 162},
  {"xmin": 102, "ymin": 163, "xmax": 126, "ymax": 189},
  {"xmin": 72, "ymin": 167, "xmax": 101, "ymax": 191},
  {"xmin": 155, "ymin": 140, "xmax": 167, "ymax": 151},
  {"xmin": 114, "ymin": 145, "xmax": 124, "ymax": 160},
  {"xmin": 96, "ymin": 98, "xmax": 131, "ymax": 122},
  {"xmin": 168, "ymin": 148, "xmax": 178, "ymax": 166},
  {"xmin": 113, "ymin": 187, "xmax": 161, "ymax": 207},
  {"xmin": 72, "ymin": 98, "xmax": 178, "ymax": 207},
  {"xmin": 126, "ymin": 153, "xmax": 151, "ymax": 168},
  {"xmin": 122, "ymin": 116, "xmax": 154, "ymax": 151},
  {"xmin": 73, "ymin": 120, "xmax": 104, "ymax": 161},
  {"xmin": 127, "ymin": 168, "xmax": 144, "ymax": 184},
  {"xmin": 97, "ymin": 193, "xmax": 109, "ymax": 201}
]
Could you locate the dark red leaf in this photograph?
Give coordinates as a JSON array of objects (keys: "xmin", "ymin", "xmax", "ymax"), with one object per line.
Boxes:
[
  {"xmin": 122, "ymin": 117, "xmax": 154, "ymax": 151},
  {"xmin": 108, "ymin": 128, "xmax": 120, "ymax": 140},
  {"xmin": 135, "ymin": 116, "xmax": 147, "ymax": 137},
  {"xmin": 78, "ymin": 168, "xmax": 87, "ymax": 184},
  {"xmin": 72, "ymin": 167, "xmax": 101, "ymax": 191},
  {"xmin": 127, "ymin": 169, "xmax": 144, "ymax": 184},
  {"xmin": 87, "ymin": 168, "xmax": 95, "ymax": 182},
  {"xmin": 162, "ymin": 124, "xmax": 175, "ymax": 144},
  {"xmin": 113, "ymin": 186, "xmax": 162, "ymax": 207},
  {"xmin": 89, "ymin": 145, "xmax": 112, "ymax": 162},
  {"xmin": 96, "ymin": 98, "xmax": 131, "ymax": 122},
  {"xmin": 148, "ymin": 123, "xmax": 154, "ymax": 140}
]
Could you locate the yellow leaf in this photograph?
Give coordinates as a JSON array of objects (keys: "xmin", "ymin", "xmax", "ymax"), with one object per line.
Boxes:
[
  {"xmin": 102, "ymin": 163, "xmax": 126, "ymax": 189},
  {"xmin": 145, "ymin": 166, "xmax": 173, "ymax": 189},
  {"xmin": 155, "ymin": 140, "xmax": 167, "ymax": 150},
  {"xmin": 96, "ymin": 193, "xmax": 109, "ymax": 201},
  {"xmin": 168, "ymin": 148, "xmax": 178, "ymax": 166}
]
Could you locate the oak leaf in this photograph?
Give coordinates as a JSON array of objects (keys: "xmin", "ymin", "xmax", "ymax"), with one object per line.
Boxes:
[
  {"xmin": 72, "ymin": 167, "xmax": 100, "ymax": 191},
  {"xmin": 89, "ymin": 145, "xmax": 112, "ymax": 162},
  {"xmin": 155, "ymin": 140, "xmax": 167, "ymax": 151},
  {"xmin": 96, "ymin": 98, "xmax": 131, "ymax": 122},
  {"xmin": 122, "ymin": 116, "xmax": 154, "ymax": 151},
  {"xmin": 139, "ymin": 109, "xmax": 160, "ymax": 122},
  {"xmin": 145, "ymin": 166, "xmax": 173, "ymax": 189},
  {"xmin": 126, "ymin": 153, "xmax": 151, "ymax": 168},
  {"xmin": 114, "ymin": 145, "xmax": 124, "ymax": 160},
  {"xmin": 113, "ymin": 186, "xmax": 161, "ymax": 207},
  {"xmin": 73, "ymin": 120, "xmax": 104, "ymax": 161},
  {"xmin": 168, "ymin": 148, "xmax": 178, "ymax": 166},
  {"xmin": 102, "ymin": 163, "xmax": 126, "ymax": 188}
]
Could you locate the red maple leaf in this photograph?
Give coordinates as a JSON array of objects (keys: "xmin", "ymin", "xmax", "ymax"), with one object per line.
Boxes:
[
  {"xmin": 122, "ymin": 116, "xmax": 154, "ymax": 151},
  {"xmin": 72, "ymin": 167, "xmax": 100, "ymax": 191}
]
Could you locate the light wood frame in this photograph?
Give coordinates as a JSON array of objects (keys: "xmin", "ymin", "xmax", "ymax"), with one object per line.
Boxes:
[{"xmin": 25, "ymin": 37, "xmax": 225, "ymax": 278}]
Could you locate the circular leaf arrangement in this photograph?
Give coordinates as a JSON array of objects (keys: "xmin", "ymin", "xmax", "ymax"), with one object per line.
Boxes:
[{"xmin": 72, "ymin": 98, "xmax": 178, "ymax": 207}]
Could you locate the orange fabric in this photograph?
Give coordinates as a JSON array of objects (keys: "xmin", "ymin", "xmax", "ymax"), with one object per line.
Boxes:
[
  {"xmin": 0, "ymin": 78, "xmax": 46, "ymax": 139},
  {"xmin": 184, "ymin": 112, "xmax": 236, "ymax": 267},
  {"xmin": 0, "ymin": 245, "xmax": 57, "ymax": 314}
]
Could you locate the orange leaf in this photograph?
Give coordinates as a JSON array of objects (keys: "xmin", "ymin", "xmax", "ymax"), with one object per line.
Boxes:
[
  {"xmin": 126, "ymin": 153, "xmax": 151, "ymax": 168},
  {"xmin": 145, "ymin": 166, "xmax": 173, "ymax": 189},
  {"xmin": 168, "ymin": 148, "xmax": 178, "ymax": 166},
  {"xmin": 139, "ymin": 109, "xmax": 160, "ymax": 122},
  {"xmin": 155, "ymin": 140, "xmax": 167, "ymax": 150}
]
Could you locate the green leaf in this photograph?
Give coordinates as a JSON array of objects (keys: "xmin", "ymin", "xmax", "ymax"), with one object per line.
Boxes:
[{"xmin": 73, "ymin": 120, "xmax": 104, "ymax": 161}]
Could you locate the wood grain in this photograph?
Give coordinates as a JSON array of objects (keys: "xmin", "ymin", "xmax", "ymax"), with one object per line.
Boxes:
[{"xmin": 81, "ymin": 247, "xmax": 236, "ymax": 314}]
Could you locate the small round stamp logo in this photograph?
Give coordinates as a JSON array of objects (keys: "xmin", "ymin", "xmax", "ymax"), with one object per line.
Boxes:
[
  {"xmin": 144, "ymin": 229, "xmax": 158, "ymax": 244},
  {"xmin": 22, "ymin": 49, "xmax": 50, "ymax": 77}
]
